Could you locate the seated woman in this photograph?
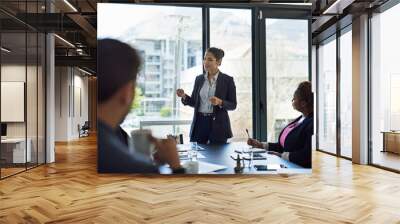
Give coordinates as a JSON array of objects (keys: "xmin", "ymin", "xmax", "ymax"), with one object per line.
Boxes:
[{"xmin": 248, "ymin": 81, "xmax": 313, "ymax": 168}]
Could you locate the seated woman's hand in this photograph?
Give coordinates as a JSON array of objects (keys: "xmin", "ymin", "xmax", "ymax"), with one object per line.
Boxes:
[{"xmin": 247, "ymin": 138, "xmax": 263, "ymax": 148}]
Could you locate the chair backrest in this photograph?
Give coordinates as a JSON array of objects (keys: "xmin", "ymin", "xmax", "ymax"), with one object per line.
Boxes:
[
  {"xmin": 166, "ymin": 134, "xmax": 183, "ymax": 144},
  {"xmin": 179, "ymin": 134, "xmax": 183, "ymax": 144},
  {"xmin": 82, "ymin": 121, "xmax": 90, "ymax": 129}
]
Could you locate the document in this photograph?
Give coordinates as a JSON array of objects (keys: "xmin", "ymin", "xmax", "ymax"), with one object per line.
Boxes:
[
  {"xmin": 182, "ymin": 161, "xmax": 227, "ymax": 174},
  {"xmin": 177, "ymin": 144, "xmax": 205, "ymax": 152},
  {"xmin": 179, "ymin": 152, "xmax": 206, "ymax": 160},
  {"xmin": 266, "ymin": 164, "xmax": 281, "ymax": 171}
]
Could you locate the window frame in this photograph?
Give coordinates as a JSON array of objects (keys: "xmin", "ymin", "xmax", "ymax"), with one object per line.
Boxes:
[
  {"xmin": 315, "ymin": 23, "xmax": 353, "ymax": 160},
  {"xmin": 105, "ymin": 2, "xmax": 311, "ymax": 141},
  {"xmin": 368, "ymin": 0, "xmax": 400, "ymax": 173},
  {"xmin": 0, "ymin": 1, "xmax": 47, "ymax": 179}
]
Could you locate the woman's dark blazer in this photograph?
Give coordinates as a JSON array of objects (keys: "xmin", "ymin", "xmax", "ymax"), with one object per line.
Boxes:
[
  {"xmin": 181, "ymin": 72, "xmax": 237, "ymax": 143},
  {"xmin": 268, "ymin": 114, "xmax": 313, "ymax": 168}
]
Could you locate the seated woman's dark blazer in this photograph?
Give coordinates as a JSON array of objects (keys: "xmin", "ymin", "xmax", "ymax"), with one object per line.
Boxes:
[
  {"xmin": 181, "ymin": 72, "xmax": 237, "ymax": 143},
  {"xmin": 268, "ymin": 114, "xmax": 313, "ymax": 168}
]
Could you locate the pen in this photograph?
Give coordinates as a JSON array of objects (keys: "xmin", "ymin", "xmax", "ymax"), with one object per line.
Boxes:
[{"xmin": 246, "ymin": 129, "xmax": 250, "ymax": 138}]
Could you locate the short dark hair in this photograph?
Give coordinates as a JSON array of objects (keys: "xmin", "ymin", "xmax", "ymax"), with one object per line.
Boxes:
[
  {"xmin": 98, "ymin": 39, "xmax": 142, "ymax": 103},
  {"xmin": 294, "ymin": 81, "xmax": 313, "ymax": 110},
  {"xmin": 206, "ymin": 47, "xmax": 225, "ymax": 61}
]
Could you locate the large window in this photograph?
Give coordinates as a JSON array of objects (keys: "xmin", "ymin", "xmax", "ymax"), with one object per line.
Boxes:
[
  {"xmin": 339, "ymin": 28, "xmax": 352, "ymax": 158},
  {"xmin": 316, "ymin": 27, "xmax": 353, "ymax": 159},
  {"xmin": 1, "ymin": 32, "xmax": 27, "ymax": 177},
  {"xmin": 99, "ymin": 5, "xmax": 253, "ymax": 143},
  {"xmin": 265, "ymin": 19, "xmax": 309, "ymax": 142},
  {"xmin": 98, "ymin": 4, "xmax": 312, "ymax": 147},
  {"xmin": 210, "ymin": 8, "xmax": 252, "ymax": 141},
  {"xmin": 371, "ymin": 3, "xmax": 400, "ymax": 171},
  {"xmin": 98, "ymin": 4, "xmax": 202, "ymax": 142},
  {"xmin": 317, "ymin": 36, "xmax": 337, "ymax": 154},
  {"xmin": 0, "ymin": 1, "xmax": 46, "ymax": 179}
]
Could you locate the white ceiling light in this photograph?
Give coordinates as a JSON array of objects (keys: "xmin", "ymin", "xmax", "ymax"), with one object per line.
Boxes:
[
  {"xmin": 63, "ymin": 0, "xmax": 78, "ymax": 12},
  {"xmin": 271, "ymin": 3, "xmax": 312, "ymax": 6},
  {"xmin": 78, "ymin": 67, "xmax": 92, "ymax": 76},
  {"xmin": 1, "ymin": 47, "xmax": 11, "ymax": 53},
  {"xmin": 54, "ymin": 34, "xmax": 75, "ymax": 48},
  {"xmin": 323, "ymin": 0, "xmax": 353, "ymax": 15}
]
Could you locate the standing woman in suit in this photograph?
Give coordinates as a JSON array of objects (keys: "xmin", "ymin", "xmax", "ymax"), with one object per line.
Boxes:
[{"xmin": 176, "ymin": 47, "xmax": 237, "ymax": 144}]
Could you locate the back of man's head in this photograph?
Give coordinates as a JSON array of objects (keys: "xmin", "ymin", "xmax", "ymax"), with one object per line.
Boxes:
[{"xmin": 98, "ymin": 39, "xmax": 141, "ymax": 103}]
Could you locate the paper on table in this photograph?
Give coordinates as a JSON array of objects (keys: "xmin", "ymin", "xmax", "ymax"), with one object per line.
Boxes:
[
  {"xmin": 266, "ymin": 164, "xmax": 281, "ymax": 171},
  {"xmin": 198, "ymin": 161, "xmax": 227, "ymax": 173},
  {"xmin": 182, "ymin": 161, "xmax": 227, "ymax": 174},
  {"xmin": 238, "ymin": 153, "xmax": 267, "ymax": 160},
  {"xmin": 177, "ymin": 144, "xmax": 205, "ymax": 152},
  {"xmin": 179, "ymin": 151, "xmax": 206, "ymax": 160},
  {"xmin": 235, "ymin": 148, "xmax": 266, "ymax": 154},
  {"xmin": 250, "ymin": 148, "xmax": 267, "ymax": 153}
]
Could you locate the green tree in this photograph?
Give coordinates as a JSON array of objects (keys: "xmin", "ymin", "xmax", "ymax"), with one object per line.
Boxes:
[
  {"xmin": 160, "ymin": 106, "xmax": 172, "ymax": 117},
  {"xmin": 131, "ymin": 87, "xmax": 144, "ymax": 115}
]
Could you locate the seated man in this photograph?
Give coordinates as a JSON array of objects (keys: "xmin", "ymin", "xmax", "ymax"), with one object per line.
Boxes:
[
  {"xmin": 116, "ymin": 126, "xmax": 129, "ymax": 147},
  {"xmin": 97, "ymin": 38, "xmax": 184, "ymax": 173}
]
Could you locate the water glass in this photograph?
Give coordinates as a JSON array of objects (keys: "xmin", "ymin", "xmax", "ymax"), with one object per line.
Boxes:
[
  {"xmin": 189, "ymin": 141, "xmax": 198, "ymax": 161},
  {"xmin": 248, "ymin": 150, "xmax": 253, "ymax": 168}
]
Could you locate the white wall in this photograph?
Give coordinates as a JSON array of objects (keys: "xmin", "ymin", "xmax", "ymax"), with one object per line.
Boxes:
[
  {"xmin": 1, "ymin": 65, "xmax": 26, "ymax": 138},
  {"xmin": 1, "ymin": 82, "xmax": 25, "ymax": 122},
  {"xmin": 55, "ymin": 67, "xmax": 69, "ymax": 141},
  {"xmin": 1, "ymin": 63, "xmax": 46, "ymax": 164},
  {"xmin": 72, "ymin": 73, "xmax": 89, "ymax": 138},
  {"xmin": 1, "ymin": 65, "xmax": 35, "ymax": 138},
  {"xmin": 55, "ymin": 67, "xmax": 89, "ymax": 141},
  {"xmin": 352, "ymin": 14, "xmax": 369, "ymax": 164},
  {"xmin": 46, "ymin": 33, "xmax": 55, "ymax": 163}
]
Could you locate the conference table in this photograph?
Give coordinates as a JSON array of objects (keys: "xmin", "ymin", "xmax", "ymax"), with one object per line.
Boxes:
[{"xmin": 162, "ymin": 142, "xmax": 311, "ymax": 174}]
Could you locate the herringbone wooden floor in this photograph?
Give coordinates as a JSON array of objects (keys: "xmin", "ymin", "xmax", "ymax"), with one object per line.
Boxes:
[{"xmin": 1, "ymin": 135, "xmax": 400, "ymax": 223}]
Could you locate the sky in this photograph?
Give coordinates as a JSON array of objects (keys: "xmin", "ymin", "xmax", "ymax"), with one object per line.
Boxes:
[{"xmin": 97, "ymin": 3, "xmax": 252, "ymax": 39}]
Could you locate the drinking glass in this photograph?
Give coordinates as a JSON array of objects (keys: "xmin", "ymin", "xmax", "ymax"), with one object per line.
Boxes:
[{"xmin": 189, "ymin": 141, "xmax": 198, "ymax": 161}]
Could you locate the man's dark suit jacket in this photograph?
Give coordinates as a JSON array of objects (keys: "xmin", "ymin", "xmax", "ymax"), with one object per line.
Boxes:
[
  {"xmin": 97, "ymin": 120, "xmax": 159, "ymax": 173},
  {"xmin": 268, "ymin": 114, "xmax": 313, "ymax": 168},
  {"xmin": 182, "ymin": 72, "xmax": 237, "ymax": 143}
]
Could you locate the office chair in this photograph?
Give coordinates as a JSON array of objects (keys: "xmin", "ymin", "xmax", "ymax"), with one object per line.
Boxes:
[{"xmin": 78, "ymin": 121, "xmax": 90, "ymax": 138}]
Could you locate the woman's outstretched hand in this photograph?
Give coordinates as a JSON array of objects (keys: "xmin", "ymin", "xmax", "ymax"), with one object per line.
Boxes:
[{"xmin": 176, "ymin": 89, "xmax": 185, "ymax": 99}]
